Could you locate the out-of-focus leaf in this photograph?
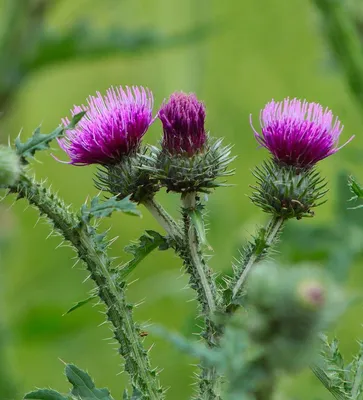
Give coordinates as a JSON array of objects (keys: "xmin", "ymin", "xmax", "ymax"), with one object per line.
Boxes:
[
  {"xmin": 119, "ymin": 230, "xmax": 168, "ymax": 281},
  {"xmin": 15, "ymin": 112, "xmax": 85, "ymax": 161},
  {"xmin": 26, "ymin": 22, "xmax": 218, "ymax": 71},
  {"xmin": 24, "ymin": 389, "xmax": 68, "ymax": 400},
  {"xmin": 348, "ymin": 175, "xmax": 363, "ymax": 209},
  {"xmin": 151, "ymin": 326, "xmax": 218, "ymax": 366},
  {"xmin": 66, "ymin": 364, "xmax": 114, "ymax": 400},
  {"xmin": 80, "ymin": 195, "xmax": 140, "ymax": 224}
]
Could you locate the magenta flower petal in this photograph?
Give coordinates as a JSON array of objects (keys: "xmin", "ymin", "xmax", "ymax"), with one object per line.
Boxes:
[
  {"xmin": 251, "ymin": 98, "xmax": 354, "ymax": 168},
  {"xmin": 58, "ymin": 86, "xmax": 154, "ymax": 165},
  {"xmin": 158, "ymin": 92, "xmax": 207, "ymax": 156}
]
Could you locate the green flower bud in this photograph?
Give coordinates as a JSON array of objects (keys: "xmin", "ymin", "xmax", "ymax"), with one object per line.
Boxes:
[
  {"xmin": 95, "ymin": 151, "xmax": 159, "ymax": 203},
  {"xmin": 246, "ymin": 263, "xmax": 342, "ymax": 371},
  {"xmin": 147, "ymin": 138, "xmax": 234, "ymax": 194},
  {"xmin": 250, "ymin": 161, "xmax": 328, "ymax": 220},
  {"xmin": 297, "ymin": 280, "xmax": 325, "ymax": 310},
  {"xmin": 0, "ymin": 146, "xmax": 21, "ymax": 187}
]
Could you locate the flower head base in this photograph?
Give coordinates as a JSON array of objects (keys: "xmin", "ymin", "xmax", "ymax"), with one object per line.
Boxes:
[
  {"xmin": 251, "ymin": 98, "xmax": 353, "ymax": 168},
  {"xmin": 250, "ymin": 161, "xmax": 327, "ymax": 220},
  {"xmin": 158, "ymin": 92, "xmax": 207, "ymax": 156},
  {"xmin": 59, "ymin": 86, "xmax": 154, "ymax": 165}
]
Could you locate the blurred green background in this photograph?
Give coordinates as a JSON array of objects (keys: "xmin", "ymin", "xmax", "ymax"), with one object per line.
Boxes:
[{"xmin": 1, "ymin": 0, "xmax": 363, "ymax": 399}]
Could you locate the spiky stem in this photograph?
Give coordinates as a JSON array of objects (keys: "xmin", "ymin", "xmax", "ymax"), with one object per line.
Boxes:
[
  {"xmin": 142, "ymin": 197, "xmax": 183, "ymax": 239},
  {"xmin": 182, "ymin": 192, "xmax": 222, "ymax": 400},
  {"xmin": 182, "ymin": 192, "xmax": 218, "ymax": 315},
  {"xmin": 232, "ymin": 216, "xmax": 284, "ymax": 299},
  {"xmin": 11, "ymin": 174, "xmax": 163, "ymax": 400}
]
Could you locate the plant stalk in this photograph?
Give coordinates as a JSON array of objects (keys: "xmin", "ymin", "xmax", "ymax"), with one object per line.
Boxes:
[
  {"xmin": 12, "ymin": 174, "xmax": 162, "ymax": 399},
  {"xmin": 232, "ymin": 216, "xmax": 284, "ymax": 299},
  {"xmin": 142, "ymin": 197, "xmax": 183, "ymax": 239},
  {"xmin": 182, "ymin": 192, "xmax": 222, "ymax": 400}
]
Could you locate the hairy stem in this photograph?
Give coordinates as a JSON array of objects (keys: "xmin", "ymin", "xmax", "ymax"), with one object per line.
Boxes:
[
  {"xmin": 232, "ymin": 217, "xmax": 284, "ymax": 299},
  {"xmin": 142, "ymin": 197, "xmax": 183, "ymax": 239},
  {"xmin": 313, "ymin": 0, "xmax": 363, "ymax": 109},
  {"xmin": 182, "ymin": 192, "xmax": 222, "ymax": 400},
  {"xmin": 11, "ymin": 174, "xmax": 162, "ymax": 399},
  {"xmin": 182, "ymin": 192, "xmax": 218, "ymax": 315}
]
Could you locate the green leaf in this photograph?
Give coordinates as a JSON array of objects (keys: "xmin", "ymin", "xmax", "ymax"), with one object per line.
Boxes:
[
  {"xmin": 348, "ymin": 175, "xmax": 363, "ymax": 209},
  {"xmin": 63, "ymin": 294, "xmax": 97, "ymax": 315},
  {"xmin": 151, "ymin": 326, "xmax": 217, "ymax": 366},
  {"xmin": 310, "ymin": 335, "xmax": 352, "ymax": 400},
  {"xmin": 119, "ymin": 230, "xmax": 168, "ymax": 280},
  {"xmin": 24, "ymin": 389, "xmax": 68, "ymax": 400},
  {"xmin": 81, "ymin": 195, "xmax": 140, "ymax": 223},
  {"xmin": 188, "ymin": 206, "xmax": 212, "ymax": 250},
  {"xmin": 26, "ymin": 23, "xmax": 216, "ymax": 72},
  {"xmin": 15, "ymin": 112, "xmax": 85, "ymax": 160},
  {"xmin": 66, "ymin": 364, "xmax": 114, "ymax": 400},
  {"xmin": 311, "ymin": 364, "xmax": 349, "ymax": 400}
]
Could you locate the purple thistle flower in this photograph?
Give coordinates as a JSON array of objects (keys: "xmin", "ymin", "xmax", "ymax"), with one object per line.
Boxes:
[
  {"xmin": 58, "ymin": 86, "xmax": 154, "ymax": 165},
  {"xmin": 158, "ymin": 92, "xmax": 207, "ymax": 156},
  {"xmin": 251, "ymin": 98, "xmax": 354, "ymax": 168}
]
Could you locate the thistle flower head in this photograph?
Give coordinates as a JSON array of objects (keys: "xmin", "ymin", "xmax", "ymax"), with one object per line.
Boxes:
[
  {"xmin": 251, "ymin": 98, "xmax": 354, "ymax": 168},
  {"xmin": 158, "ymin": 92, "xmax": 207, "ymax": 156},
  {"xmin": 58, "ymin": 86, "xmax": 154, "ymax": 165}
]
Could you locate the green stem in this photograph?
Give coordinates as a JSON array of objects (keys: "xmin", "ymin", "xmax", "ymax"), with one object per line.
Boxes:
[
  {"xmin": 12, "ymin": 174, "xmax": 162, "ymax": 399},
  {"xmin": 182, "ymin": 192, "xmax": 222, "ymax": 400},
  {"xmin": 182, "ymin": 192, "xmax": 218, "ymax": 315},
  {"xmin": 142, "ymin": 197, "xmax": 183, "ymax": 239},
  {"xmin": 313, "ymin": 0, "xmax": 363, "ymax": 109},
  {"xmin": 232, "ymin": 217, "xmax": 284, "ymax": 300}
]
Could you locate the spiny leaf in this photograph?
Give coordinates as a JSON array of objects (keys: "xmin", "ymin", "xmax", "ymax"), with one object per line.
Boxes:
[
  {"xmin": 63, "ymin": 294, "xmax": 97, "ymax": 315},
  {"xmin": 348, "ymin": 175, "xmax": 363, "ymax": 209},
  {"xmin": 310, "ymin": 364, "xmax": 349, "ymax": 400},
  {"xmin": 24, "ymin": 389, "xmax": 68, "ymax": 400},
  {"xmin": 151, "ymin": 326, "xmax": 217, "ymax": 366},
  {"xmin": 119, "ymin": 230, "xmax": 168, "ymax": 281},
  {"xmin": 15, "ymin": 112, "xmax": 85, "ymax": 161},
  {"xmin": 188, "ymin": 206, "xmax": 212, "ymax": 250},
  {"xmin": 66, "ymin": 364, "xmax": 114, "ymax": 400},
  {"xmin": 311, "ymin": 335, "xmax": 352, "ymax": 400},
  {"xmin": 81, "ymin": 195, "xmax": 140, "ymax": 223}
]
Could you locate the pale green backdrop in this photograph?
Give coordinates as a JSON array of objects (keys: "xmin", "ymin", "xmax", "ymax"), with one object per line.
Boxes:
[{"xmin": 1, "ymin": 0, "xmax": 363, "ymax": 399}]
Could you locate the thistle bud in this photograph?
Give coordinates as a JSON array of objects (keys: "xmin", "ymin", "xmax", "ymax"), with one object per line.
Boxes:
[
  {"xmin": 297, "ymin": 280, "xmax": 325, "ymax": 309},
  {"xmin": 159, "ymin": 92, "xmax": 207, "ymax": 156},
  {"xmin": 150, "ymin": 92, "xmax": 234, "ymax": 193},
  {"xmin": 95, "ymin": 150, "xmax": 159, "ymax": 203},
  {"xmin": 250, "ymin": 161, "xmax": 327, "ymax": 220},
  {"xmin": 246, "ymin": 264, "xmax": 341, "ymax": 371},
  {"xmin": 0, "ymin": 146, "xmax": 21, "ymax": 187}
]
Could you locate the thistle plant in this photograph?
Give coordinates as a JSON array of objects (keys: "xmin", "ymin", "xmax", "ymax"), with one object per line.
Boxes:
[{"xmin": 0, "ymin": 87, "xmax": 358, "ymax": 400}]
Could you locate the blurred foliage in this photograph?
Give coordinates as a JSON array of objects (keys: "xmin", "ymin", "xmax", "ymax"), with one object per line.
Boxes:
[
  {"xmin": 1, "ymin": 0, "xmax": 363, "ymax": 399},
  {"xmin": 0, "ymin": 0, "xmax": 215, "ymax": 111}
]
